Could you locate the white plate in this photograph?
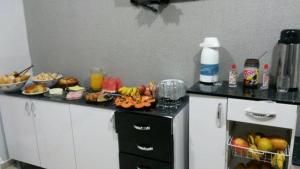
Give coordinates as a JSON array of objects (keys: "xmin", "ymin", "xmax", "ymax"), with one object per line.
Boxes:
[{"xmin": 22, "ymin": 88, "xmax": 49, "ymax": 96}]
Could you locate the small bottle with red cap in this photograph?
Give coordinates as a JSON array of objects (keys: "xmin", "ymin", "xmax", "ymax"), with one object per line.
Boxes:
[
  {"xmin": 261, "ymin": 64, "xmax": 270, "ymax": 90},
  {"xmin": 229, "ymin": 64, "xmax": 237, "ymax": 87}
]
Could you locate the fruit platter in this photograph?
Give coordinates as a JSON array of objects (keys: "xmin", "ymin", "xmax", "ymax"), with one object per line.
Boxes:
[
  {"xmin": 228, "ymin": 132, "xmax": 290, "ymax": 169},
  {"xmin": 115, "ymin": 95, "xmax": 156, "ymax": 109},
  {"xmin": 114, "ymin": 81, "xmax": 157, "ymax": 109}
]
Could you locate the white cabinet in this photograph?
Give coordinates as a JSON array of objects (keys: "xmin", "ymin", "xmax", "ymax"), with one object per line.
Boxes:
[
  {"xmin": 189, "ymin": 95, "xmax": 227, "ymax": 169},
  {"xmin": 0, "ymin": 96, "xmax": 76, "ymax": 169},
  {"xmin": 70, "ymin": 105, "xmax": 119, "ymax": 169},
  {"xmin": 0, "ymin": 96, "xmax": 40, "ymax": 166},
  {"xmin": 33, "ymin": 100, "xmax": 76, "ymax": 169}
]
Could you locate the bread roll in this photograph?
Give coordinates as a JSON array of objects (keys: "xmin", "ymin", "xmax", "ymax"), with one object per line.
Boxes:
[{"xmin": 58, "ymin": 76, "xmax": 79, "ymax": 88}]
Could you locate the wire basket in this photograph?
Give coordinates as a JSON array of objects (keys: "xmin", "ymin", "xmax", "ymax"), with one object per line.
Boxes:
[{"xmin": 228, "ymin": 137, "xmax": 290, "ymax": 164}]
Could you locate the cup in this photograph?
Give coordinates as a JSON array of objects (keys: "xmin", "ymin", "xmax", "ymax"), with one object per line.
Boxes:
[{"xmin": 277, "ymin": 75, "xmax": 290, "ymax": 93}]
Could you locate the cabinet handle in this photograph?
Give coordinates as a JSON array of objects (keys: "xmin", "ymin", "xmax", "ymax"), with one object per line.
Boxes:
[
  {"xmin": 246, "ymin": 109, "xmax": 276, "ymax": 121},
  {"xmin": 25, "ymin": 102, "xmax": 31, "ymax": 116},
  {"xmin": 137, "ymin": 166, "xmax": 150, "ymax": 169},
  {"xmin": 137, "ymin": 145, "xmax": 154, "ymax": 151},
  {"xmin": 133, "ymin": 125, "xmax": 151, "ymax": 131},
  {"xmin": 31, "ymin": 102, "xmax": 36, "ymax": 117},
  {"xmin": 111, "ymin": 114, "xmax": 116, "ymax": 131},
  {"xmin": 216, "ymin": 103, "xmax": 222, "ymax": 128}
]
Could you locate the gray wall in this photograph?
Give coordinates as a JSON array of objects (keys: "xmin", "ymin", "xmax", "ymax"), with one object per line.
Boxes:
[{"xmin": 23, "ymin": 1, "xmax": 300, "ymax": 133}]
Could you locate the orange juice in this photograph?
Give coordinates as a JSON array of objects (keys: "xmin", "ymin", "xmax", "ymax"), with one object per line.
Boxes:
[{"xmin": 90, "ymin": 68, "xmax": 104, "ymax": 91}]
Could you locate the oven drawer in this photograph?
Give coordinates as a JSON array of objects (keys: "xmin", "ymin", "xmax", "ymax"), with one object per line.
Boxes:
[
  {"xmin": 118, "ymin": 133, "xmax": 173, "ymax": 162},
  {"xmin": 120, "ymin": 153, "xmax": 172, "ymax": 169},
  {"xmin": 115, "ymin": 112, "xmax": 172, "ymax": 138},
  {"xmin": 227, "ymin": 98, "xmax": 297, "ymax": 129}
]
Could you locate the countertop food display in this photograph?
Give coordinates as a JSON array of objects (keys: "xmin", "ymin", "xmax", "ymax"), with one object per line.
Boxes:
[{"xmin": 0, "ymin": 91, "xmax": 188, "ymax": 118}]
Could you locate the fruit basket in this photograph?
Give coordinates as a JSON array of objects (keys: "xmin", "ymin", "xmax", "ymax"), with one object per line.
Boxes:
[{"xmin": 228, "ymin": 137, "xmax": 290, "ymax": 167}]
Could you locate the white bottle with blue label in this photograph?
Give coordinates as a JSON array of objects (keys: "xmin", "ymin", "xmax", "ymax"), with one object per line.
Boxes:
[{"xmin": 199, "ymin": 37, "xmax": 220, "ymax": 84}]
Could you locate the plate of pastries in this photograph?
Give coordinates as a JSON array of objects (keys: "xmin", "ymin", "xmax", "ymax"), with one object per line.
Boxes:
[
  {"xmin": 85, "ymin": 92, "xmax": 113, "ymax": 103},
  {"xmin": 32, "ymin": 72, "xmax": 63, "ymax": 88},
  {"xmin": 23, "ymin": 83, "xmax": 49, "ymax": 95}
]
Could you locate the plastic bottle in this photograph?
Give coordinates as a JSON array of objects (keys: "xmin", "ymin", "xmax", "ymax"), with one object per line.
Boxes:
[
  {"xmin": 229, "ymin": 64, "xmax": 237, "ymax": 87},
  {"xmin": 261, "ymin": 64, "xmax": 270, "ymax": 90},
  {"xmin": 199, "ymin": 37, "xmax": 220, "ymax": 84}
]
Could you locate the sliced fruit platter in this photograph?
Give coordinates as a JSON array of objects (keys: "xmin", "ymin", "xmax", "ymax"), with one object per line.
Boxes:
[
  {"xmin": 114, "ymin": 95, "xmax": 156, "ymax": 109},
  {"xmin": 114, "ymin": 81, "xmax": 157, "ymax": 109}
]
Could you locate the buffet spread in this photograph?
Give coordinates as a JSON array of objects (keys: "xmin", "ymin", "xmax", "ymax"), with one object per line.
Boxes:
[{"xmin": 0, "ymin": 67, "xmax": 158, "ymax": 110}]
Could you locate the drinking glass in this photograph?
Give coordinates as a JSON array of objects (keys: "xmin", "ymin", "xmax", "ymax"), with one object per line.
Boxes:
[{"xmin": 277, "ymin": 75, "xmax": 290, "ymax": 93}]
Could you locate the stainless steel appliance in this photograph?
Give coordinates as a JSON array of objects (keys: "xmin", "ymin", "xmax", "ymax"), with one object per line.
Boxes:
[{"xmin": 272, "ymin": 29, "xmax": 300, "ymax": 91}]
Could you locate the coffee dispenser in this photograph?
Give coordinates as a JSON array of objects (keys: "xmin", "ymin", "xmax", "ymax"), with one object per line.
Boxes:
[{"xmin": 272, "ymin": 29, "xmax": 300, "ymax": 91}]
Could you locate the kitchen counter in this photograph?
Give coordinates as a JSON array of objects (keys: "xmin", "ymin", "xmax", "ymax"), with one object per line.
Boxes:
[
  {"xmin": 188, "ymin": 81, "xmax": 300, "ymax": 166},
  {"xmin": 188, "ymin": 81, "xmax": 300, "ymax": 105},
  {"xmin": 0, "ymin": 92, "xmax": 188, "ymax": 118}
]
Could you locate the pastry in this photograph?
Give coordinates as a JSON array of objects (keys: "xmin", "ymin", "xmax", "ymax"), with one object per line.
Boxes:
[
  {"xmin": 58, "ymin": 76, "xmax": 79, "ymax": 88},
  {"xmin": 85, "ymin": 92, "xmax": 101, "ymax": 102},
  {"xmin": 33, "ymin": 72, "xmax": 60, "ymax": 81},
  {"xmin": 0, "ymin": 72, "xmax": 30, "ymax": 84},
  {"xmin": 24, "ymin": 83, "xmax": 46, "ymax": 94}
]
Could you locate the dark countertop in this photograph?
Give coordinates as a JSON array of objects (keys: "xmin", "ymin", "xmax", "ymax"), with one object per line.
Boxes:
[
  {"xmin": 0, "ymin": 92, "xmax": 188, "ymax": 119},
  {"xmin": 188, "ymin": 81, "xmax": 300, "ymax": 105}
]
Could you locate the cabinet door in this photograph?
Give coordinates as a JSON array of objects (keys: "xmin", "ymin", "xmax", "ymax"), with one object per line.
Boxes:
[
  {"xmin": 189, "ymin": 95, "xmax": 227, "ymax": 169},
  {"xmin": 33, "ymin": 100, "xmax": 76, "ymax": 169},
  {"xmin": 70, "ymin": 105, "xmax": 119, "ymax": 169},
  {"xmin": 0, "ymin": 96, "xmax": 40, "ymax": 166}
]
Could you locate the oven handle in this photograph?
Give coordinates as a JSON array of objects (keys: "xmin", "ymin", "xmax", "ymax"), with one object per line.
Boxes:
[{"xmin": 246, "ymin": 109, "xmax": 276, "ymax": 121}]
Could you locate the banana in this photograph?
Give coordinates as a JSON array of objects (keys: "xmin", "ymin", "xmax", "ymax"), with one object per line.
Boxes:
[
  {"xmin": 118, "ymin": 87, "xmax": 126, "ymax": 94},
  {"xmin": 271, "ymin": 150, "xmax": 285, "ymax": 169},
  {"xmin": 127, "ymin": 88, "xmax": 132, "ymax": 95},
  {"xmin": 247, "ymin": 133, "xmax": 256, "ymax": 145},
  {"xmin": 131, "ymin": 88, "xmax": 137, "ymax": 96},
  {"xmin": 271, "ymin": 153, "xmax": 277, "ymax": 167},
  {"xmin": 277, "ymin": 150, "xmax": 285, "ymax": 169},
  {"xmin": 248, "ymin": 144, "xmax": 260, "ymax": 160},
  {"xmin": 118, "ymin": 87, "xmax": 139, "ymax": 96}
]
